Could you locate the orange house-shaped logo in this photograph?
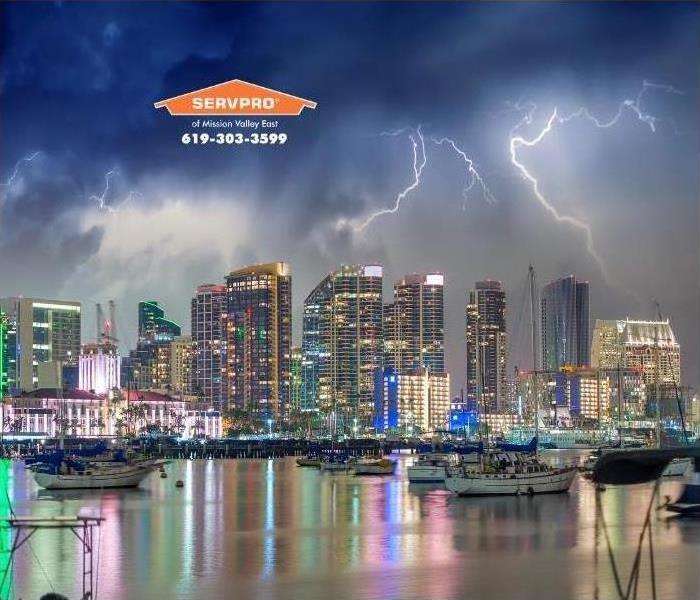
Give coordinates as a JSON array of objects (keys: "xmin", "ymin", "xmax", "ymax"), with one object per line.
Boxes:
[{"xmin": 154, "ymin": 79, "xmax": 317, "ymax": 116}]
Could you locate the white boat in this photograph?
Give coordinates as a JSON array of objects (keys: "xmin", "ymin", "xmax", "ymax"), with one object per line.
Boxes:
[
  {"xmin": 445, "ymin": 451, "xmax": 577, "ymax": 496},
  {"xmin": 407, "ymin": 453, "xmax": 460, "ymax": 483},
  {"xmin": 352, "ymin": 457, "xmax": 396, "ymax": 476},
  {"xmin": 32, "ymin": 459, "xmax": 164, "ymax": 490}
]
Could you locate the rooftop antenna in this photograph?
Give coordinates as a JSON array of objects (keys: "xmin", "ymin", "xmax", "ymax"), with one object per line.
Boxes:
[
  {"xmin": 107, "ymin": 299, "xmax": 118, "ymax": 344},
  {"xmin": 96, "ymin": 303, "xmax": 103, "ymax": 344}
]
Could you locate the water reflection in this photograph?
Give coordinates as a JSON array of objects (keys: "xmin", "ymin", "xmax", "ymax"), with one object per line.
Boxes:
[{"xmin": 2, "ymin": 456, "xmax": 699, "ymax": 600}]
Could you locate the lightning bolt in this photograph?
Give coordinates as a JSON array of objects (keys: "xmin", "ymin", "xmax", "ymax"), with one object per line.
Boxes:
[
  {"xmin": 1, "ymin": 152, "xmax": 41, "ymax": 190},
  {"xmin": 0, "ymin": 151, "xmax": 42, "ymax": 227},
  {"xmin": 508, "ymin": 80, "xmax": 683, "ymax": 283},
  {"xmin": 346, "ymin": 125, "xmax": 427, "ymax": 232},
  {"xmin": 88, "ymin": 168, "xmax": 140, "ymax": 213},
  {"xmin": 431, "ymin": 136, "xmax": 496, "ymax": 208}
]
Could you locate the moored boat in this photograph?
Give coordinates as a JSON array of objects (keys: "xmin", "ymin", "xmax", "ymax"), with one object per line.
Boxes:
[
  {"xmin": 319, "ymin": 454, "xmax": 350, "ymax": 472},
  {"xmin": 296, "ymin": 456, "xmax": 321, "ymax": 468},
  {"xmin": 407, "ymin": 453, "xmax": 460, "ymax": 483},
  {"xmin": 352, "ymin": 457, "xmax": 396, "ymax": 476},
  {"xmin": 445, "ymin": 451, "xmax": 577, "ymax": 496}
]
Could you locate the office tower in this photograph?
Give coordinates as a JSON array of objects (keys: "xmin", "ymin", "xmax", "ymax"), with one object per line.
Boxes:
[
  {"xmin": 0, "ymin": 312, "xmax": 8, "ymax": 398},
  {"xmin": 384, "ymin": 273, "xmax": 445, "ymax": 374},
  {"xmin": 591, "ymin": 318, "xmax": 680, "ymax": 384},
  {"xmin": 191, "ymin": 284, "xmax": 227, "ymax": 408},
  {"xmin": 290, "ymin": 347, "xmax": 302, "ymax": 412},
  {"xmin": 0, "ymin": 297, "xmax": 81, "ymax": 391},
  {"xmin": 138, "ymin": 300, "xmax": 182, "ymax": 340},
  {"xmin": 79, "ymin": 302, "xmax": 121, "ymax": 395},
  {"xmin": 540, "ymin": 275, "xmax": 590, "ymax": 371},
  {"xmin": 465, "ymin": 280, "xmax": 507, "ymax": 413},
  {"xmin": 127, "ymin": 300, "xmax": 180, "ymax": 391},
  {"xmin": 170, "ymin": 335, "xmax": 194, "ymax": 394},
  {"xmin": 373, "ymin": 367, "xmax": 450, "ymax": 432},
  {"xmin": 304, "ymin": 265, "xmax": 383, "ymax": 427},
  {"xmin": 301, "ymin": 279, "xmax": 332, "ymax": 413},
  {"xmin": 224, "ymin": 262, "xmax": 291, "ymax": 416}
]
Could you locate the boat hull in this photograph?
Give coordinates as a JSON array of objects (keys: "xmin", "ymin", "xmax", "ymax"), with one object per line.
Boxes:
[
  {"xmin": 663, "ymin": 457, "xmax": 692, "ymax": 477},
  {"xmin": 445, "ymin": 467, "xmax": 577, "ymax": 496},
  {"xmin": 320, "ymin": 462, "xmax": 349, "ymax": 472},
  {"xmin": 32, "ymin": 463, "xmax": 158, "ymax": 490},
  {"xmin": 407, "ymin": 465, "xmax": 447, "ymax": 482},
  {"xmin": 353, "ymin": 462, "xmax": 396, "ymax": 476},
  {"xmin": 296, "ymin": 457, "xmax": 321, "ymax": 468}
]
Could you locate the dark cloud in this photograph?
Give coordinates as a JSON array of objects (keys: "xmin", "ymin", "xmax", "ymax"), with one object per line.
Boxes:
[{"xmin": 0, "ymin": 2, "xmax": 698, "ymax": 389}]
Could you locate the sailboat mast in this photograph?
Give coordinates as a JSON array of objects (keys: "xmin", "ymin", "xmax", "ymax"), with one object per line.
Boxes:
[{"xmin": 528, "ymin": 266, "xmax": 539, "ymax": 447}]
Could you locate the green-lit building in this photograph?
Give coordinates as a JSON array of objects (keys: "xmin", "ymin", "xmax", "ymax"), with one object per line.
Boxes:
[{"xmin": 0, "ymin": 312, "xmax": 8, "ymax": 398}]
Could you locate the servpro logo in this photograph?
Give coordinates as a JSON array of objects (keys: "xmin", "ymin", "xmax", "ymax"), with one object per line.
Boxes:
[{"xmin": 154, "ymin": 79, "xmax": 317, "ymax": 116}]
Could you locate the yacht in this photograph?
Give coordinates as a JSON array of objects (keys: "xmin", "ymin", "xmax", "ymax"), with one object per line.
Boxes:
[
  {"xmin": 445, "ymin": 451, "xmax": 577, "ymax": 496},
  {"xmin": 27, "ymin": 448, "xmax": 166, "ymax": 490},
  {"xmin": 407, "ymin": 453, "xmax": 461, "ymax": 483},
  {"xmin": 352, "ymin": 457, "xmax": 396, "ymax": 475}
]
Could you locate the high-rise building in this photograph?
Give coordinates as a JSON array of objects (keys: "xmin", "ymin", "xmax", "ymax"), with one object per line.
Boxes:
[
  {"xmin": 138, "ymin": 301, "xmax": 181, "ymax": 341},
  {"xmin": 224, "ymin": 263, "xmax": 291, "ymax": 416},
  {"xmin": 301, "ymin": 280, "xmax": 332, "ymax": 413},
  {"xmin": 0, "ymin": 312, "xmax": 8, "ymax": 398},
  {"xmin": 79, "ymin": 343, "xmax": 121, "ymax": 395},
  {"xmin": 465, "ymin": 280, "xmax": 507, "ymax": 413},
  {"xmin": 290, "ymin": 347, "xmax": 303, "ymax": 412},
  {"xmin": 304, "ymin": 265, "xmax": 383, "ymax": 427},
  {"xmin": 384, "ymin": 273, "xmax": 444, "ymax": 374},
  {"xmin": 541, "ymin": 275, "xmax": 590, "ymax": 371},
  {"xmin": 170, "ymin": 335, "xmax": 194, "ymax": 395},
  {"xmin": 191, "ymin": 285, "xmax": 227, "ymax": 408},
  {"xmin": 127, "ymin": 301, "xmax": 180, "ymax": 391},
  {"xmin": 373, "ymin": 367, "xmax": 450, "ymax": 432},
  {"xmin": 0, "ymin": 297, "xmax": 81, "ymax": 391},
  {"xmin": 591, "ymin": 318, "xmax": 680, "ymax": 413}
]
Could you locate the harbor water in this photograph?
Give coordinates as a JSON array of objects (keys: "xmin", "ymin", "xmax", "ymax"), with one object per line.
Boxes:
[{"xmin": 2, "ymin": 453, "xmax": 699, "ymax": 600}]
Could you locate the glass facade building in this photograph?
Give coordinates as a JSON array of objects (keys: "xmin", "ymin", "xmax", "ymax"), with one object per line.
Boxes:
[
  {"xmin": 191, "ymin": 284, "xmax": 227, "ymax": 409},
  {"xmin": 0, "ymin": 297, "xmax": 81, "ymax": 391},
  {"xmin": 540, "ymin": 275, "xmax": 590, "ymax": 372},
  {"xmin": 224, "ymin": 263, "xmax": 292, "ymax": 417},
  {"xmin": 384, "ymin": 273, "xmax": 445, "ymax": 375},
  {"xmin": 302, "ymin": 265, "xmax": 383, "ymax": 429},
  {"xmin": 465, "ymin": 280, "xmax": 507, "ymax": 413}
]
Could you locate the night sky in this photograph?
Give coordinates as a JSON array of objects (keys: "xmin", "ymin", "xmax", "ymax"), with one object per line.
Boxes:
[{"xmin": 1, "ymin": 2, "xmax": 698, "ymax": 391}]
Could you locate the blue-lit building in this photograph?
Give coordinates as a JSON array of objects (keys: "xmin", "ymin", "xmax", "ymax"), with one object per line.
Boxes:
[{"xmin": 373, "ymin": 367, "xmax": 399, "ymax": 431}]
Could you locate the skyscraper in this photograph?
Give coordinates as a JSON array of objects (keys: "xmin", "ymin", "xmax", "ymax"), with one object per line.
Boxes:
[
  {"xmin": 0, "ymin": 312, "xmax": 8, "ymax": 398},
  {"xmin": 0, "ymin": 297, "xmax": 81, "ymax": 391},
  {"xmin": 465, "ymin": 280, "xmax": 507, "ymax": 413},
  {"xmin": 191, "ymin": 284, "xmax": 227, "ymax": 408},
  {"xmin": 127, "ymin": 300, "xmax": 181, "ymax": 391},
  {"xmin": 301, "ymin": 279, "xmax": 332, "ymax": 413},
  {"xmin": 224, "ymin": 262, "xmax": 291, "ymax": 417},
  {"xmin": 138, "ymin": 300, "xmax": 182, "ymax": 340},
  {"xmin": 170, "ymin": 335, "xmax": 195, "ymax": 395},
  {"xmin": 384, "ymin": 273, "xmax": 445, "ymax": 374},
  {"xmin": 303, "ymin": 265, "xmax": 383, "ymax": 428},
  {"xmin": 540, "ymin": 275, "xmax": 590, "ymax": 371}
]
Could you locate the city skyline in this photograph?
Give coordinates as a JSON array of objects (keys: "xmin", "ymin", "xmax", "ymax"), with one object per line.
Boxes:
[{"xmin": 1, "ymin": 3, "xmax": 697, "ymax": 391}]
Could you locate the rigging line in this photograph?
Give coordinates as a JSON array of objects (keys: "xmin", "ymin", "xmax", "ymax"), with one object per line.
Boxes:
[{"xmin": 623, "ymin": 479, "xmax": 660, "ymax": 600}]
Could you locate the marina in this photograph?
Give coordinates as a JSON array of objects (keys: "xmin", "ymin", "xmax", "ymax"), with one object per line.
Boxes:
[{"xmin": 0, "ymin": 453, "xmax": 699, "ymax": 599}]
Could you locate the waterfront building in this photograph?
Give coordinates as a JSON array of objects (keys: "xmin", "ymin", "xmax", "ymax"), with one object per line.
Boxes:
[
  {"xmin": 0, "ymin": 297, "xmax": 81, "ymax": 391},
  {"xmin": 384, "ymin": 273, "xmax": 445, "ymax": 374},
  {"xmin": 301, "ymin": 280, "xmax": 331, "ymax": 413},
  {"xmin": 465, "ymin": 280, "xmax": 507, "ymax": 413},
  {"xmin": 224, "ymin": 262, "xmax": 292, "ymax": 417},
  {"xmin": 170, "ymin": 335, "xmax": 194, "ymax": 394},
  {"xmin": 540, "ymin": 275, "xmax": 590, "ymax": 371},
  {"xmin": 373, "ymin": 367, "xmax": 450, "ymax": 433},
  {"xmin": 0, "ymin": 312, "xmax": 8, "ymax": 398},
  {"xmin": 79, "ymin": 343, "xmax": 120, "ymax": 395},
  {"xmin": 305, "ymin": 265, "xmax": 383, "ymax": 428},
  {"xmin": 591, "ymin": 318, "xmax": 680, "ymax": 415},
  {"xmin": 289, "ymin": 347, "xmax": 303, "ymax": 412},
  {"xmin": 191, "ymin": 284, "xmax": 227, "ymax": 408},
  {"xmin": 127, "ymin": 301, "xmax": 181, "ymax": 391},
  {"xmin": 0, "ymin": 388, "xmax": 222, "ymax": 438}
]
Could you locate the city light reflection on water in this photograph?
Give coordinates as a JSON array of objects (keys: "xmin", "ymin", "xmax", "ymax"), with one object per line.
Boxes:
[{"xmin": 2, "ymin": 455, "xmax": 699, "ymax": 600}]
